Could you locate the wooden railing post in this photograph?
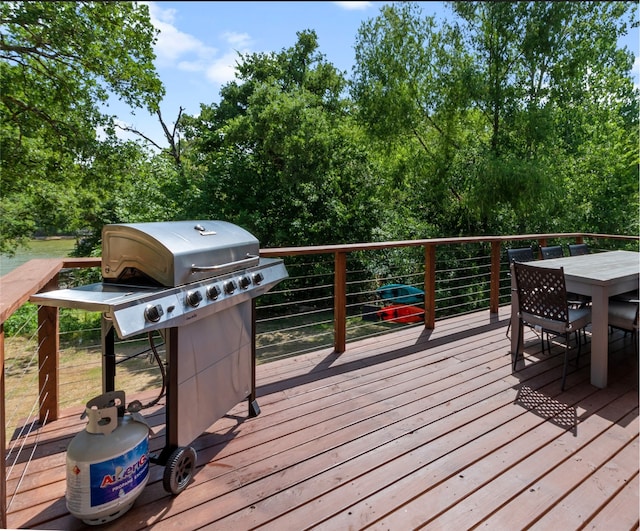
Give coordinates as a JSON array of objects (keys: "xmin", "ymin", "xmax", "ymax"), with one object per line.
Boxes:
[
  {"xmin": 490, "ymin": 240, "xmax": 501, "ymax": 314},
  {"xmin": 38, "ymin": 276, "xmax": 60, "ymax": 424},
  {"xmin": 1, "ymin": 322, "xmax": 6, "ymax": 530},
  {"xmin": 424, "ymin": 244, "xmax": 436, "ymax": 329},
  {"xmin": 334, "ymin": 252, "xmax": 347, "ymax": 353},
  {"xmin": 537, "ymin": 238, "xmax": 548, "ymax": 258}
]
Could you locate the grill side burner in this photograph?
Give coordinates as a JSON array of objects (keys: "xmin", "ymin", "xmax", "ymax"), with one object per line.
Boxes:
[{"xmin": 30, "ymin": 220, "xmax": 288, "ymax": 496}]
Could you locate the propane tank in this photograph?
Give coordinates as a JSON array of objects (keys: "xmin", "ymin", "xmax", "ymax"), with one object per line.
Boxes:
[{"xmin": 66, "ymin": 390, "xmax": 150, "ymax": 525}]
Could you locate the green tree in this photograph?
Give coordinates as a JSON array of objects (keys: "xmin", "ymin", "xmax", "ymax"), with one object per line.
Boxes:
[
  {"xmin": 351, "ymin": 2, "xmax": 484, "ymax": 237},
  {"xmin": 181, "ymin": 30, "xmax": 383, "ymax": 248},
  {"xmin": 351, "ymin": 1, "xmax": 638, "ymax": 237},
  {"xmin": 0, "ymin": 1, "xmax": 164, "ymax": 253}
]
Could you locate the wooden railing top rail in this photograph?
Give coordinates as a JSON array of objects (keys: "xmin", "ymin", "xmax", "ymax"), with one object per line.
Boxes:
[
  {"xmin": 0, "ymin": 257, "xmax": 100, "ymax": 324},
  {"xmin": 258, "ymin": 232, "xmax": 638, "ymax": 257}
]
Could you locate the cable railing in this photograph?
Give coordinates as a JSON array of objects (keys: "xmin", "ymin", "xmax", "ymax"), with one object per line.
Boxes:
[{"xmin": 0, "ymin": 232, "xmax": 638, "ymax": 527}]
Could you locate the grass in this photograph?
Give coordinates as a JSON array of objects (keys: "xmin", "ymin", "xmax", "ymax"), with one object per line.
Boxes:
[
  {"xmin": 255, "ymin": 304, "xmax": 418, "ymax": 362},
  {"xmin": 3, "ymin": 334, "xmax": 166, "ymax": 443},
  {"xmin": 3, "ymin": 304, "xmax": 417, "ymax": 442}
]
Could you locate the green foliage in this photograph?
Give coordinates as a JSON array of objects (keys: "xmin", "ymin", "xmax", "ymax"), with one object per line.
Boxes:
[
  {"xmin": 3, "ymin": 303, "xmax": 101, "ymax": 341},
  {"xmin": 180, "ymin": 30, "xmax": 385, "ymax": 248},
  {"xmin": 2, "ymin": 304, "xmax": 37, "ymax": 336},
  {"xmin": 351, "ymin": 1, "xmax": 638, "ymax": 237},
  {"xmin": 0, "ymin": 1, "xmax": 164, "ymax": 254}
]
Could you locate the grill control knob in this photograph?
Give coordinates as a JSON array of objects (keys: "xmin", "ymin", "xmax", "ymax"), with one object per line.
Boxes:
[
  {"xmin": 144, "ymin": 304, "xmax": 164, "ymax": 323},
  {"xmin": 239, "ymin": 275, "xmax": 251, "ymax": 289},
  {"xmin": 252, "ymin": 272, "xmax": 264, "ymax": 285},
  {"xmin": 207, "ymin": 284, "xmax": 221, "ymax": 300},
  {"xmin": 186, "ymin": 290, "xmax": 203, "ymax": 307},
  {"xmin": 224, "ymin": 280, "xmax": 237, "ymax": 294}
]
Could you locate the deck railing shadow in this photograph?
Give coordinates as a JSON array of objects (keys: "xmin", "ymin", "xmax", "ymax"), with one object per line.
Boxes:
[{"xmin": 259, "ymin": 312, "xmax": 511, "ymax": 397}]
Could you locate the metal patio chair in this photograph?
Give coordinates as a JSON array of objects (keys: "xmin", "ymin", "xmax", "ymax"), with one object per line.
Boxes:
[
  {"xmin": 505, "ymin": 247, "xmax": 537, "ymax": 340},
  {"xmin": 608, "ymin": 297, "xmax": 639, "ymax": 354},
  {"xmin": 568, "ymin": 243, "xmax": 590, "ymax": 256},
  {"xmin": 507, "ymin": 247, "xmax": 536, "ymax": 264},
  {"xmin": 540, "ymin": 245, "xmax": 564, "ymax": 259},
  {"xmin": 542, "ymin": 245, "xmax": 590, "ymax": 316},
  {"xmin": 512, "ymin": 262, "xmax": 592, "ymax": 391}
]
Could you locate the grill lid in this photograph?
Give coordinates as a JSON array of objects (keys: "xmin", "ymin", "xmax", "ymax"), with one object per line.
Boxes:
[{"xmin": 102, "ymin": 220, "xmax": 260, "ymax": 287}]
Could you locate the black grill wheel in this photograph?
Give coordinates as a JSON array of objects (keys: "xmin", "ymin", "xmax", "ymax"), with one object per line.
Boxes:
[{"xmin": 163, "ymin": 446, "xmax": 197, "ymax": 495}]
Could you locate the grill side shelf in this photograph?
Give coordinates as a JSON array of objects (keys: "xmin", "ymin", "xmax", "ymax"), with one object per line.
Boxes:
[
  {"xmin": 30, "ymin": 283, "xmax": 164, "ymax": 313},
  {"xmin": 29, "ymin": 259, "xmax": 288, "ymax": 339}
]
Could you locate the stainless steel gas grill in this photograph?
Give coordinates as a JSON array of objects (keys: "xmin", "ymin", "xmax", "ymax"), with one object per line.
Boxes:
[{"xmin": 31, "ymin": 220, "xmax": 288, "ymax": 495}]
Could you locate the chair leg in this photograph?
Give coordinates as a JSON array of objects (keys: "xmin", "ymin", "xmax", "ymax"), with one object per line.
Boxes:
[
  {"xmin": 540, "ymin": 328, "xmax": 550, "ymax": 355},
  {"xmin": 513, "ymin": 320, "xmax": 522, "ymax": 371},
  {"xmin": 561, "ymin": 333, "xmax": 570, "ymax": 391}
]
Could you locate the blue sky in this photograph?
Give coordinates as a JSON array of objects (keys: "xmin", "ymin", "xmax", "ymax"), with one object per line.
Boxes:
[
  {"xmin": 111, "ymin": 1, "xmax": 418, "ymax": 146},
  {"xmin": 108, "ymin": 1, "xmax": 639, "ymax": 148}
]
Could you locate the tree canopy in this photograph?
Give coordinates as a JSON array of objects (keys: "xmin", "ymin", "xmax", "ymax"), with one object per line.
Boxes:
[
  {"xmin": 351, "ymin": 1, "xmax": 638, "ymax": 237},
  {"xmin": 179, "ymin": 30, "xmax": 385, "ymax": 248},
  {"xmin": 1, "ymin": 1, "xmax": 637, "ymax": 257},
  {"xmin": 0, "ymin": 1, "xmax": 164, "ymax": 253}
]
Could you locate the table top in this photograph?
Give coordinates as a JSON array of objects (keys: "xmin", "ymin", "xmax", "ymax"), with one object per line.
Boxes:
[{"xmin": 533, "ymin": 250, "xmax": 639, "ymax": 285}]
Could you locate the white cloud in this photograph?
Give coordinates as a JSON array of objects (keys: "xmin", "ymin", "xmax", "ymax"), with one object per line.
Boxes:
[
  {"xmin": 223, "ymin": 31, "xmax": 252, "ymax": 48},
  {"xmin": 205, "ymin": 32, "xmax": 253, "ymax": 85},
  {"xmin": 333, "ymin": 1, "xmax": 373, "ymax": 11},
  {"xmin": 145, "ymin": 2, "xmax": 252, "ymax": 87},
  {"xmin": 147, "ymin": 3, "xmax": 217, "ymax": 66},
  {"xmin": 206, "ymin": 51, "xmax": 243, "ymax": 84}
]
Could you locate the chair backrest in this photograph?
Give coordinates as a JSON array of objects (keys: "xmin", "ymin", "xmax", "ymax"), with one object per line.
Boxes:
[
  {"xmin": 513, "ymin": 262, "xmax": 569, "ymax": 324},
  {"xmin": 568, "ymin": 243, "xmax": 589, "ymax": 256},
  {"xmin": 507, "ymin": 247, "xmax": 535, "ymax": 264},
  {"xmin": 540, "ymin": 245, "xmax": 564, "ymax": 259}
]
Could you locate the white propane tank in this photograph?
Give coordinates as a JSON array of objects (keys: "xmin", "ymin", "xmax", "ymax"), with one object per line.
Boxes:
[{"xmin": 66, "ymin": 391, "xmax": 150, "ymax": 525}]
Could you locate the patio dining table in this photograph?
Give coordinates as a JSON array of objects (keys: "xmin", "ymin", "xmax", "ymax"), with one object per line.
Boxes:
[{"xmin": 510, "ymin": 249, "xmax": 639, "ymax": 388}]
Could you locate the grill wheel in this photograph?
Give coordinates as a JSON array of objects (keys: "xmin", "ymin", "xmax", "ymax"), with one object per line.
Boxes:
[{"xmin": 162, "ymin": 446, "xmax": 197, "ymax": 495}]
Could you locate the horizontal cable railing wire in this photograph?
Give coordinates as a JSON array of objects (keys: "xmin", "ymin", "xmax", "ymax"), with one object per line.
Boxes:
[
  {"xmin": 255, "ymin": 259, "xmax": 335, "ymax": 361},
  {"xmin": 256, "ymin": 274, "xmax": 333, "ymax": 363},
  {"xmin": 3, "ymin": 306, "xmax": 45, "ymax": 515},
  {"xmin": 433, "ymin": 247, "xmax": 493, "ymax": 318},
  {"xmin": 343, "ymin": 249, "xmax": 426, "ymax": 343}
]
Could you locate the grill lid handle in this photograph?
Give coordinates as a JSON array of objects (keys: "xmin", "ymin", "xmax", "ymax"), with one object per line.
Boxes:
[
  {"xmin": 191, "ymin": 254, "xmax": 259, "ymax": 273},
  {"xmin": 194, "ymin": 223, "xmax": 217, "ymax": 236}
]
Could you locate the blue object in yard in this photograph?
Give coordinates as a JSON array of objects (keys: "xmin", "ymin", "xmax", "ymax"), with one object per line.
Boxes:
[{"xmin": 376, "ymin": 283, "xmax": 425, "ymax": 305}]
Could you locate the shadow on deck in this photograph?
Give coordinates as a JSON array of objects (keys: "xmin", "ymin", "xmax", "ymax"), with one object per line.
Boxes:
[{"xmin": 6, "ymin": 307, "xmax": 639, "ymax": 530}]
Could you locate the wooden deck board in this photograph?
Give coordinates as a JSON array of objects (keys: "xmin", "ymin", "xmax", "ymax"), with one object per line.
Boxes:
[{"xmin": 5, "ymin": 308, "xmax": 639, "ymax": 530}]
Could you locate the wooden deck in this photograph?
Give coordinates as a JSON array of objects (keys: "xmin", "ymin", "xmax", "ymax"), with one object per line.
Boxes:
[{"xmin": 6, "ymin": 307, "xmax": 639, "ymax": 530}]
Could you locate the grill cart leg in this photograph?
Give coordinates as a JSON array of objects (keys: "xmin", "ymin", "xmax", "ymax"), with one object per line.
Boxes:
[
  {"xmin": 249, "ymin": 399, "xmax": 260, "ymax": 417},
  {"xmin": 102, "ymin": 318, "xmax": 116, "ymax": 393},
  {"xmin": 249, "ymin": 300, "xmax": 261, "ymax": 418}
]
